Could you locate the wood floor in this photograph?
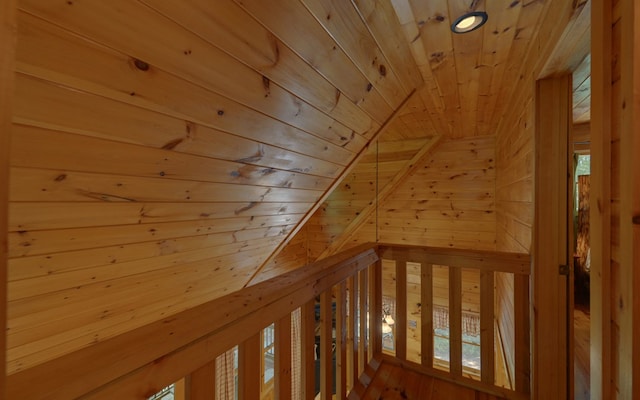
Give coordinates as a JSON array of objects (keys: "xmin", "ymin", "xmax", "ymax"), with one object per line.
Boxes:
[
  {"xmin": 574, "ymin": 307, "xmax": 590, "ymax": 400},
  {"xmin": 359, "ymin": 361, "xmax": 504, "ymax": 400}
]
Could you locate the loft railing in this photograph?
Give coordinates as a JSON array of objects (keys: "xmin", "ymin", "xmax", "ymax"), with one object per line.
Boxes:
[
  {"xmin": 374, "ymin": 245, "xmax": 531, "ymax": 400},
  {"xmin": 170, "ymin": 244, "xmax": 531, "ymax": 400},
  {"xmin": 9, "ymin": 243, "xmax": 530, "ymax": 400}
]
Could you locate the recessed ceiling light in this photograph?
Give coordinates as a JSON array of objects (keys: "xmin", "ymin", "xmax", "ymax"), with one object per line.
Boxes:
[{"xmin": 451, "ymin": 11, "xmax": 488, "ymax": 34}]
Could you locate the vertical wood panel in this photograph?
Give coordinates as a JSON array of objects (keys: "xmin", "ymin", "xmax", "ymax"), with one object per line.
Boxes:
[
  {"xmin": 514, "ymin": 274, "xmax": 530, "ymax": 394},
  {"xmin": 590, "ymin": 1, "xmax": 612, "ymax": 398},
  {"xmin": 449, "ymin": 266, "xmax": 463, "ymax": 375},
  {"xmin": 533, "ymin": 75, "xmax": 571, "ymax": 400},
  {"xmin": 0, "ymin": 0, "xmax": 16, "ymax": 395},
  {"xmin": 301, "ymin": 300, "xmax": 316, "ymax": 400},
  {"xmin": 421, "ymin": 263, "xmax": 434, "ymax": 367},
  {"xmin": 174, "ymin": 379, "xmax": 186, "ymax": 400},
  {"xmin": 480, "ymin": 271, "xmax": 495, "ymax": 385},
  {"xmin": 367, "ymin": 264, "xmax": 375, "ymax": 362},
  {"xmin": 619, "ymin": 1, "xmax": 640, "ymax": 398},
  {"xmin": 395, "ymin": 260, "xmax": 407, "ymax": 360},
  {"xmin": 319, "ymin": 291, "xmax": 333, "ymax": 400},
  {"xmin": 335, "ymin": 281, "xmax": 347, "ymax": 399},
  {"xmin": 349, "ymin": 274, "xmax": 358, "ymax": 383},
  {"xmin": 238, "ymin": 333, "xmax": 261, "ymax": 400},
  {"xmin": 186, "ymin": 360, "xmax": 216, "ymax": 400},
  {"xmin": 371, "ymin": 261, "xmax": 383, "ymax": 356},
  {"xmin": 358, "ymin": 268, "xmax": 368, "ymax": 372},
  {"xmin": 275, "ymin": 315, "xmax": 292, "ymax": 399}
]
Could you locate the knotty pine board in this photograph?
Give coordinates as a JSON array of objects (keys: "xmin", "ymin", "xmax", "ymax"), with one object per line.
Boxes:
[
  {"xmin": 18, "ymin": 1, "xmax": 376, "ymax": 138},
  {"xmin": 348, "ymin": 136, "xmax": 497, "ymax": 251}
]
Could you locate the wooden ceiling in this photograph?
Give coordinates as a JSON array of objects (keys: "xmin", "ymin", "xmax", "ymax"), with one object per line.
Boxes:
[{"xmin": 383, "ymin": 0, "xmax": 591, "ymax": 142}]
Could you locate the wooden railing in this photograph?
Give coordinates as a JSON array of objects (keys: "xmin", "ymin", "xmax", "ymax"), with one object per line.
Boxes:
[
  {"xmin": 8, "ymin": 243, "xmax": 531, "ymax": 400},
  {"xmin": 375, "ymin": 245, "xmax": 531, "ymax": 400}
]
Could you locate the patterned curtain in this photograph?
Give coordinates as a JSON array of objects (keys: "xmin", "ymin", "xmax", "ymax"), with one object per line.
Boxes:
[{"xmin": 215, "ymin": 347, "xmax": 236, "ymax": 400}]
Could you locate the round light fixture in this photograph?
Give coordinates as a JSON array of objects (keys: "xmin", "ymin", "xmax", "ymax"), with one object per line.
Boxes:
[{"xmin": 451, "ymin": 11, "xmax": 488, "ymax": 34}]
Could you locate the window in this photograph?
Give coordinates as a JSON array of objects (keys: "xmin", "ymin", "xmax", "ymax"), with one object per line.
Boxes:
[
  {"xmin": 262, "ymin": 323, "xmax": 275, "ymax": 386},
  {"xmin": 148, "ymin": 385, "xmax": 174, "ymax": 400}
]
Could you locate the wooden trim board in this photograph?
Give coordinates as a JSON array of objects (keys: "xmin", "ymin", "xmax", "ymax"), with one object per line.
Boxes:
[{"xmin": 0, "ymin": 0, "xmax": 17, "ymax": 397}]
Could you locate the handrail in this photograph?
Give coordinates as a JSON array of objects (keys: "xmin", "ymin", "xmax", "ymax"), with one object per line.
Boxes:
[
  {"xmin": 377, "ymin": 243, "xmax": 531, "ymax": 274},
  {"xmin": 7, "ymin": 244, "xmax": 379, "ymax": 400}
]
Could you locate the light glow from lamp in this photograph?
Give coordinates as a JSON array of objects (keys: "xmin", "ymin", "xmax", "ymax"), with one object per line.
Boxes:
[{"xmin": 451, "ymin": 11, "xmax": 488, "ymax": 34}]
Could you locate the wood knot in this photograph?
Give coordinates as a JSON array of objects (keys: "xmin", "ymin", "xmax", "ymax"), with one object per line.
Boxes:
[
  {"xmin": 133, "ymin": 59, "xmax": 150, "ymax": 71},
  {"xmin": 379, "ymin": 64, "xmax": 387, "ymax": 77}
]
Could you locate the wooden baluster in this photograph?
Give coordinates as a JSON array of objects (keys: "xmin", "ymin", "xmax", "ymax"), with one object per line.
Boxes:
[
  {"xmin": 396, "ymin": 260, "xmax": 407, "ymax": 360},
  {"xmin": 367, "ymin": 263, "xmax": 376, "ymax": 362},
  {"xmin": 275, "ymin": 315, "xmax": 292, "ymax": 399},
  {"xmin": 449, "ymin": 266, "xmax": 462, "ymax": 375},
  {"xmin": 514, "ymin": 274, "xmax": 531, "ymax": 393},
  {"xmin": 301, "ymin": 300, "xmax": 316, "ymax": 400},
  {"xmin": 336, "ymin": 281, "xmax": 347, "ymax": 399},
  {"xmin": 350, "ymin": 274, "xmax": 359, "ymax": 381},
  {"xmin": 185, "ymin": 361, "xmax": 215, "ymax": 400},
  {"xmin": 238, "ymin": 333, "xmax": 261, "ymax": 400},
  {"xmin": 319, "ymin": 291, "xmax": 333, "ymax": 400},
  {"xmin": 372, "ymin": 260, "xmax": 383, "ymax": 356},
  {"xmin": 358, "ymin": 268, "xmax": 368, "ymax": 372},
  {"xmin": 173, "ymin": 379, "xmax": 186, "ymax": 400},
  {"xmin": 480, "ymin": 271, "xmax": 495, "ymax": 385},
  {"xmin": 421, "ymin": 263, "xmax": 434, "ymax": 368}
]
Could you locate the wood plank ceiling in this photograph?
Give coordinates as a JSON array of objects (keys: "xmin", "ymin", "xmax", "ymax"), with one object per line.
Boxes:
[{"xmin": 6, "ymin": 0, "xmax": 590, "ymax": 377}]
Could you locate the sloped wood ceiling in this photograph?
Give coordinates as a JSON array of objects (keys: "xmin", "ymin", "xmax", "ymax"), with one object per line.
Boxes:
[
  {"xmin": 8, "ymin": 0, "xmax": 421, "ymax": 374},
  {"xmin": 388, "ymin": 0, "xmax": 553, "ymax": 139}
]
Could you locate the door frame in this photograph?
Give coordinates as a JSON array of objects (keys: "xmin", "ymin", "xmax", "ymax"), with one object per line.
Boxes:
[{"xmin": 532, "ymin": 75, "xmax": 572, "ymax": 399}]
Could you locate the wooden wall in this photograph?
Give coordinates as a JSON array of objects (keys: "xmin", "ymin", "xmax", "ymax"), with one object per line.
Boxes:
[
  {"xmin": 7, "ymin": 0, "xmax": 420, "ymax": 377},
  {"xmin": 349, "ymin": 136, "xmax": 497, "ymax": 251},
  {"xmin": 248, "ymin": 226, "xmax": 309, "ymax": 286},
  {"xmin": 591, "ymin": 0, "xmax": 640, "ymax": 397},
  {"xmin": 493, "ymin": 1, "xmax": 581, "ymax": 393},
  {"xmin": 306, "ymin": 137, "xmax": 439, "ymax": 260}
]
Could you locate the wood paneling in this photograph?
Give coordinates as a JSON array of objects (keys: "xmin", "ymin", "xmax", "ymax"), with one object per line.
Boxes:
[
  {"xmin": 385, "ymin": 0, "xmax": 561, "ymax": 139},
  {"xmin": 590, "ymin": 0, "xmax": 640, "ymax": 397},
  {"xmin": 8, "ymin": 0, "xmax": 420, "ymax": 377},
  {"xmin": 360, "ymin": 361, "xmax": 507, "ymax": 400},
  {"xmin": 349, "ymin": 136, "xmax": 497, "ymax": 251},
  {"xmin": 1, "ymin": 0, "xmax": 17, "ymax": 396},
  {"xmin": 312, "ymin": 136, "xmax": 442, "ymax": 260},
  {"xmin": 249, "ymin": 226, "xmax": 309, "ymax": 285},
  {"xmin": 307, "ymin": 136, "xmax": 439, "ymax": 259}
]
